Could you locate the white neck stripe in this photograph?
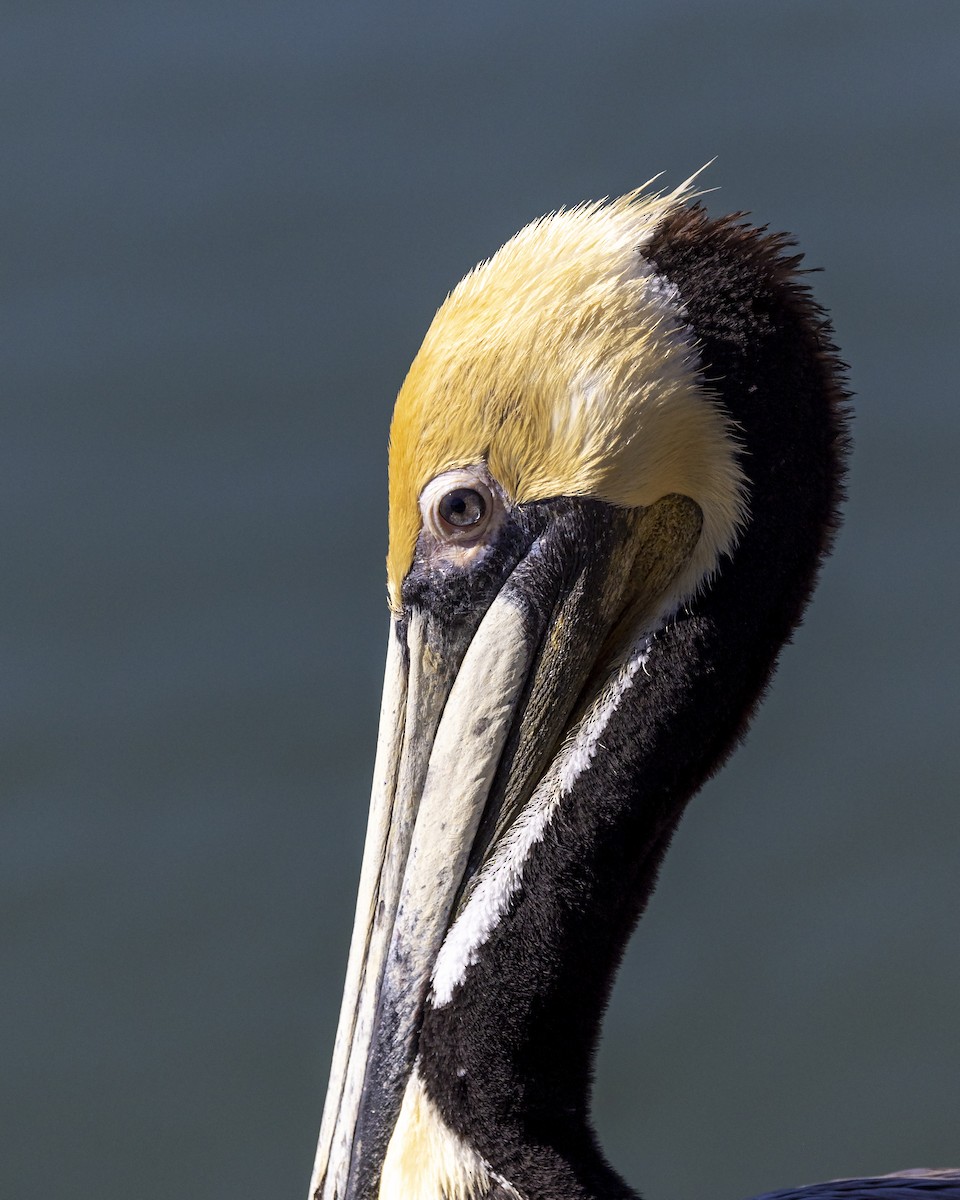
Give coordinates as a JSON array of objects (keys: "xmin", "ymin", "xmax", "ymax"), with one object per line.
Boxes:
[{"xmin": 429, "ymin": 637, "xmax": 652, "ymax": 1008}]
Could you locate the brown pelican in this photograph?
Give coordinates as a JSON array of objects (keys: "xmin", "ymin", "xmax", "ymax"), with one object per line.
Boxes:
[{"xmin": 309, "ymin": 178, "xmax": 959, "ymax": 1200}]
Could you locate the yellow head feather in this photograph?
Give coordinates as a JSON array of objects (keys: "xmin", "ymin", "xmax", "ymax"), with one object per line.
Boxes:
[{"xmin": 386, "ymin": 179, "xmax": 746, "ymax": 611}]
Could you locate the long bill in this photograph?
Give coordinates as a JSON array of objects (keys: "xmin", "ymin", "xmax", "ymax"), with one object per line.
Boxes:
[{"xmin": 309, "ymin": 496, "xmax": 703, "ymax": 1200}]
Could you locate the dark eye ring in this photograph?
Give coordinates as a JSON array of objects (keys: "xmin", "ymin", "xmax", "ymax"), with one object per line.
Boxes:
[{"xmin": 438, "ymin": 487, "xmax": 486, "ymax": 530}]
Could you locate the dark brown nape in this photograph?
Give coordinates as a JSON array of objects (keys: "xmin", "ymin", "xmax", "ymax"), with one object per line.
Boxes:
[{"xmin": 647, "ymin": 202, "xmax": 852, "ymax": 579}]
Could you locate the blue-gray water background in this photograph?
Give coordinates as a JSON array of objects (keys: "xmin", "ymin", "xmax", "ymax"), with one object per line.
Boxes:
[{"xmin": 4, "ymin": 3, "xmax": 959, "ymax": 1198}]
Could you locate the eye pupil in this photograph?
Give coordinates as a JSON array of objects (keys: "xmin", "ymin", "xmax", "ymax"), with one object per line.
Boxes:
[{"xmin": 439, "ymin": 488, "xmax": 485, "ymax": 528}]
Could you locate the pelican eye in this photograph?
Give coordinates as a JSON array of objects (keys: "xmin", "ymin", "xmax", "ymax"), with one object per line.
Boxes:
[
  {"xmin": 420, "ymin": 470, "xmax": 500, "ymax": 549},
  {"xmin": 438, "ymin": 488, "xmax": 486, "ymax": 530}
]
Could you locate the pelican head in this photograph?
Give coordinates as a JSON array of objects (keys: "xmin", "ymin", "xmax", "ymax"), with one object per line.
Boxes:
[{"xmin": 311, "ymin": 179, "xmax": 853, "ymax": 1200}]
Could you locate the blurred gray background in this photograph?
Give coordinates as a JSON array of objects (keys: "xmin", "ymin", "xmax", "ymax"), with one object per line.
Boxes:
[{"xmin": 3, "ymin": 3, "xmax": 959, "ymax": 1198}]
